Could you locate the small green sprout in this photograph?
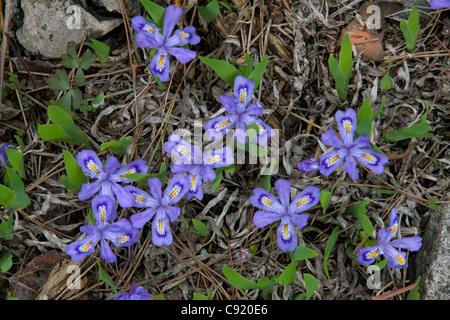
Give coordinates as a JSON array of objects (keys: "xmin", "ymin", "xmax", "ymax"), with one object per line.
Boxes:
[
  {"xmin": 328, "ymin": 33, "xmax": 353, "ymax": 101},
  {"xmin": 400, "ymin": 7, "xmax": 420, "ymax": 52}
]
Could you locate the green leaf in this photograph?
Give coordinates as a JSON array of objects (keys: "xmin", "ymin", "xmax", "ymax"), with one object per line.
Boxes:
[
  {"xmin": 91, "ymin": 92, "xmax": 105, "ymax": 109},
  {"xmin": 328, "ymin": 56, "xmax": 347, "ymax": 101},
  {"xmin": 406, "ymin": 276, "xmax": 421, "ymax": 300},
  {"xmin": 356, "ymin": 98, "xmax": 373, "ymax": 137},
  {"xmin": 385, "ymin": 102, "xmax": 433, "ymax": 142},
  {"xmin": 6, "ymin": 147, "xmax": 25, "ymax": 178},
  {"xmin": 61, "ymin": 150, "xmax": 87, "ymax": 194},
  {"xmin": 61, "ymin": 44, "xmax": 79, "ymax": 69},
  {"xmin": 193, "ymin": 292, "xmax": 209, "ymax": 300},
  {"xmin": 0, "ymin": 167, "xmax": 31, "ymax": 209},
  {"xmin": 256, "ymin": 277, "xmax": 275, "ymax": 295},
  {"xmin": 38, "ymin": 105, "xmax": 92, "ymax": 148},
  {"xmin": 348, "ymin": 198, "xmax": 373, "ymax": 236},
  {"xmin": 0, "ymin": 250, "xmax": 13, "ymax": 273},
  {"xmin": 48, "ymin": 69, "xmax": 70, "ymax": 91},
  {"xmin": 100, "ymin": 136, "xmax": 133, "ymax": 156},
  {"xmin": 84, "ymin": 38, "xmax": 110, "ymax": 63},
  {"xmin": 293, "ymin": 246, "xmax": 319, "ymax": 261},
  {"xmin": 339, "ymin": 33, "xmax": 353, "ymax": 85},
  {"xmin": 380, "ymin": 60, "xmax": 393, "ymax": 90},
  {"xmin": 197, "ymin": 0, "xmax": 220, "ymax": 23},
  {"xmin": 192, "ymin": 219, "xmax": 209, "ymax": 236},
  {"xmin": 0, "ymin": 212, "xmax": 14, "ymax": 241},
  {"xmin": 303, "ymin": 273, "xmax": 319, "ymax": 300},
  {"xmin": 199, "ymin": 56, "xmax": 240, "ymax": 88},
  {"xmin": 247, "ymin": 55, "xmax": 268, "ymax": 93},
  {"xmin": 80, "ymin": 50, "xmax": 96, "ymax": 70},
  {"xmin": 323, "ymin": 225, "xmax": 341, "ymax": 279},
  {"xmin": 74, "ymin": 68, "xmax": 85, "ymax": 86},
  {"xmin": 211, "ymin": 168, "xmax": 223, "ymax": 192},
  {"xmin": 372, "ymin": 95, "xmax": 387, "ymax": 120},
  {"xmin": 140, "ymin": 0, "xmax": 165, "ymax": 28},
  {"xmin": 426, "ymin": 197, "xmax": 438, "ymax": 210},
  {"xmin": 223, "ymin": 265, "xmax": 258, "ymax": 290},
  {"xmin": 70, "ymin": 88, "xmax": 83, "ymax": 110},
  {"xmin": 371, "ymin": 188, "xmax": 395, "ymax": 195},
  {"xmin": 275, "ymin": 261, "xmax": 296, "ymax": 286},
  {"xmin": 320, "ymin": 191, "xmax": 331, "ymax": 215},
  {"xmin": 97, "ymin": 262, "xmax": 119, "ymax": 296},
  {"xmin": 400, "ymin": 7, "xmax": 420, "ymax": 52}
]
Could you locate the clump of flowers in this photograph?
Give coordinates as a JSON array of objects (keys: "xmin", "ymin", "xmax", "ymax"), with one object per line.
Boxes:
[
  {"xmin": 164, "ymin": 134, "xmax": 233, "ymax": 200},
  {"xmin": 319, "ymin": 108, "xmax": 389, "ymax": 180},
  {"xmin": 76, "ymin": 150, "xmax": 148, "ymax": 208},
  {"xmin": 66, "ymin": 195, "xmax": 139, "ymax": 263},
  {"xmin": 358, "ymin": 208, "xmax": 423, "ymax": 274},
  {"xmin": 204, "ymin": 75, "xmax": 274, "ymax": 146},
  {"xmin": 131, "ymin": 5, "xmax": 200, "ymax": 82},
  {"xmin": 250, "ymin": 179, "xmax": 321, "ymax": 252},
  {"xmin": 113, "ymin": 284, "xmax": 153, "ymax": 300},
  {"xmin": 126, "ymin": 174, "xmax": 189, "ymax": 246}
]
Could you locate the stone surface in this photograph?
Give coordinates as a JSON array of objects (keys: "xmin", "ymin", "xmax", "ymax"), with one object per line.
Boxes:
[
  {"xmin": 412, "ymin": 204, "xmax": 450, "ymax": 300},
  {"xmin": 16, "ymin": 0, "xmax": 122, "ymax": 59}
]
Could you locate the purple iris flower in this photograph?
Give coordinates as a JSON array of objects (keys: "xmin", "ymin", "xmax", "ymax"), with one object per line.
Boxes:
[
  {"xmin": 319, "ymin": 108, "xmax": 389, "ymax": 180},
  {"xmin": 163, "ymin": 134, "xmax": 233, "ymax": 200},
  {"xmin": 76, "ymin": 150, "xmax": 149, "ymax": 208},
  {"xmin": 297, "ymin": 158, "xmax": 319, "ymax": 174},
  {"xmin": 358, "ymin": 208, "xmax": 422, "ymax": 274},
  {"xmin": 0, "ymin": 143, "xmax": 13, "ymax": 168},
  {"xmin": 250, "ymin": 179, "xmax": 321, "ymax": 252},
  {"xmin": 66, "ymin": 195, "xmax": 140, "ymax": 263},
  {"xmin": 131, "ymin": 5, "xmax": 200, "ymax": 82},
  {"xmin": 204, "ymin": 75, "xmax": 275, "ymax": 146},
  {"xmin": 429, "ymin": 0, "xmax": 450, "ymax": 9},
  {"xmin": 126, "ymin": 173, "xmax": 189, "ymax": 246},
  {"xmin": 113, "ymin": 284, "xmax": 153, "ymax": 300}
]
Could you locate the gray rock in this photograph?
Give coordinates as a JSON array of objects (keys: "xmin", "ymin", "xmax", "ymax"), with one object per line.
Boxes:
[
  {"xmin": 412, "ymin": 204, "xmax": 450, "ymax": 299},
  {"xmin": 16, "ymin": 0, "xmax": 123, "ymax": 59}
]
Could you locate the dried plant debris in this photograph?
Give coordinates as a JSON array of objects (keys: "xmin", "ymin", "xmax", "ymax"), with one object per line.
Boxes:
[{"xmin": 0, "ymin": 0, "xmax": 449, "ymax": 301}]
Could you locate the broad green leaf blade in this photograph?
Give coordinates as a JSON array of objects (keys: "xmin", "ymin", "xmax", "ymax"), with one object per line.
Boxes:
[
  {"xmin": 384, "ymin": 120, "xmax": 432, "ymax": 142},
  {"xmin": 248, "ymin": 55, "xmax": 268, "ymax": 92},
  {"xmin": 328, "ymin": 56, "xmax": 347, "ymax": 101},
  {"xmin": 74, "ymin": 68, "xmax": 85, "ymax": 86},
  {"xmin": 0, "ymin": 184, "xmax": 15, "ymax": 208},
  {"xmin": 6, "ymin": 147, "xmax": 25, "ymax": 178},
  {"xmin": 84, "ymin": 38, "xmax": 110, "ymax": 63},
  {"xmin": 0, "ymin": 212, "xmax": 14, "ymax": 240},
  {"xmin": 140, "ymin": 0, "xmax": 165, "ymax": 28},
  {"xmin": 408, "ymin": 7, "xmax": 420, "ymax": 39},
  {"xmin": 223, "ymin": 265, "xmax": 258, "ymax": 290},
  {"xmin": 199, "ymin": 56, "xmax": 240, "ymax": 88},
  {"xmin": 406, "ymin": 276, "xmax": 421, "ymax": 300},
  {"xmin": 293, "ymin": 246, "xmax": 319, "ymax": 261},
  {"xmin": 61, "ymin": 44, "xmax": 79, "ymax": 68},
  {"xmin": 97, "ymin": 262, "xmax": 119, "ymax": 296},
  {"xmin": 100, "ymin": 136, "xmax": 133, "ymax": 156},
  {"xmin": 0, "ymin": 250, "xmax": 13, "ymax": 273},
  {"xmin": 303, "ymin": 273, "xmax": 319, "ymax": 300},
  {"xmin": 348, "ymin": 198, "xmax": 373, "ymax": 236},
  {"xmin": 339, "ymin": 33, "xmax": 353, "ymax": 85},
  {"xmin": 256, "ymin": 277, "xmax": 275, "ymax": 296},
  {"xmin": 193, "ymin": 292, "xmax": 209, "ymax": 300},
  {"xmin": 70, "ymin": 88, "xmax": 83, "ymax": 110},
  {"xmin": 80, "ymin": 50, "xmax": 96, "ymax": 70},
  {"xmin": 197, "ymin": 0, "xmax": 220, "ymax": 23},
  {"xmin": 62, "ymin": 150, "xmax": 87, "ymax": 193},
  {"xmin": 192, "ymin": 219, "xmax": 209, "ymax": 236},
  {"xmin": 323, "ymin": 225, "xmax": 341, "ymax": 279},
  {"xmin": 357, "ymin": 98, "xmax": 373, "ymax": 126},
  {"xmin": 275, "ymin": 261, "xmax": 296, "ymax": 286},
  {"xmin": 320, "ymin": 191, "xmax": 331, "ymax": 215},
  {"xmin": 2, "ymin": 167, "xmax": 31, "ymax": 209},
  {"xmin": 48, "ymin": 69, "xmax": 70, "ymax": 91},
  {"xmin": 211, "ymin": 168, "xmax": 223, "ymax": 192}
]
